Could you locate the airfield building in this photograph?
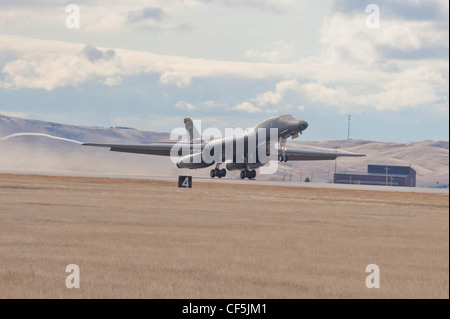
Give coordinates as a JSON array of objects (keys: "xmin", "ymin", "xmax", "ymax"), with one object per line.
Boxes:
[{"xmin": 334, "ymin": 165, "xmax": 416, "ymax": 187}]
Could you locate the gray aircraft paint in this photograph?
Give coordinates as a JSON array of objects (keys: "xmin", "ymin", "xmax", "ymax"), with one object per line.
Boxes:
[{"xmin": 83, "ymin": 114, "xmax": 364, "ymax": 179}]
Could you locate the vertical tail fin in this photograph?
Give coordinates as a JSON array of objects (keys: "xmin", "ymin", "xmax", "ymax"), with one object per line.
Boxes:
[{"xmin": 184, "ymin": 118, "xmax": 201, "ymax": 143}]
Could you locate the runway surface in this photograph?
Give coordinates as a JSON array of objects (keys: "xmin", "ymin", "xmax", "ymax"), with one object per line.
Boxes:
[
  {"xmin": 0, "ymin": 173, "xmax": 448, "ymax": 298},
  {"xmin": 0, "ymin": 169, "xmax": 447, "ymax": 194}
]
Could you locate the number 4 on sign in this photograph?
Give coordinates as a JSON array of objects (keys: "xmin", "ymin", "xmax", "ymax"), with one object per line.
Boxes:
[
  {"xmin": 181, "ymin": 178, "xmax": 190, "ymax": 188},
  {"xmin": 178, "ymin": 176, "xmax": 192, "ymax": 188}
]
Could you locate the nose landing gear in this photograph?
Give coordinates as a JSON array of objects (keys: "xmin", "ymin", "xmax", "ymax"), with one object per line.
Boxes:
[{"xmin": 278, "ymin": 137, "xmax": 288, "ymax": 162}]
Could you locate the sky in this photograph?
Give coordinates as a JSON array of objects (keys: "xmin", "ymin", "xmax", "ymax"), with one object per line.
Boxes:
[{"xmin": 0, "ymin": 0, "xmax": 448, "ymax": 142}]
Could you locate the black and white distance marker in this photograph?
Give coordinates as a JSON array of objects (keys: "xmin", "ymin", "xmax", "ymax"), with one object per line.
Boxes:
[{"xmin": 178, "ymin": 176, "xmax": 192, "ymax": 188}]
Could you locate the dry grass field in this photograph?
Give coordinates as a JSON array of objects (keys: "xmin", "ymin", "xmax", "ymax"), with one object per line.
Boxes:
[{"xmin": 0, "ymin": 173, "xmax": 448, "ymax": 299}]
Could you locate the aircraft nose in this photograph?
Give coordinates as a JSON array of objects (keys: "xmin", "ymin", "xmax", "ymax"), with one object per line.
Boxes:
[{"xmin": 298, "ymin": 120, "xmax": 308, "ymax": 132}]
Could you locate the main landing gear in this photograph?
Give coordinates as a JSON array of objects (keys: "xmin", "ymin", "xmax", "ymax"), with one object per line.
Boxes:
[
  {"xmin": 278, "ymin": 137, "xmax": 288, "ymax": 162},
  {"xmin": 240, "ymin": 169, "xmax": 256, "ymax": 180},
  {"xmin": 210, "ymin": 164, "xmax": 226, "ymax": 178}
]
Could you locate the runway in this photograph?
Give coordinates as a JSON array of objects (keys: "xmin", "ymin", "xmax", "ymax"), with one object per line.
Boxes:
[
  {"xmin": 0, "ymin": 169, "xmax": 447, "ymax": 194},
  {"xmin": 0, "ymin": 173, "xmax": 448, "ymax": 298}
]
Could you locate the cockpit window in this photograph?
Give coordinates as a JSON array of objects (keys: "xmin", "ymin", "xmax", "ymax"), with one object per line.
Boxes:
[{"xmin": 254, "ymin": 114, "xmax": 294, "ymax": 129}]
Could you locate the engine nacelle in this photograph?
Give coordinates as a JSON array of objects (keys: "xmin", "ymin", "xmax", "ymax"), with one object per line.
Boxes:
[
  {"xmin": 176, "ymin": 153, "xmax": 214, "ymax": 169},
  {"xmin": 225, "ymin": 163, "xmax": 247, "ymax": 171}
]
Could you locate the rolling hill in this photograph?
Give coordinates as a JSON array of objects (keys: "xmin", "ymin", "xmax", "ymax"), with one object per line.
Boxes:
[{"xmin": 0, "ymin": 114, "xmax": 448, "ymax": 187}]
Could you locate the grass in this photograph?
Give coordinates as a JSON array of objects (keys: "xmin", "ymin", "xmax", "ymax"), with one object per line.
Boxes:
[{"xmin": 0, "ymin": 174, "xmax": 448, "ymax": 298}]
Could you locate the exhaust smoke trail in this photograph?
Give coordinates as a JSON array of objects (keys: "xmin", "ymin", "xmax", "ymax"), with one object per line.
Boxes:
[{"xmin": 0, "ymin": 133, "xmax": 83, "ymax": 144}]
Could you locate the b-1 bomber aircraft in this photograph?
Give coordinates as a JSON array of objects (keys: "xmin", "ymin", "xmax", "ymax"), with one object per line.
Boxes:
[{"xmin": 83, "ymin": 114, "xmax": 365, "ymax": 180}]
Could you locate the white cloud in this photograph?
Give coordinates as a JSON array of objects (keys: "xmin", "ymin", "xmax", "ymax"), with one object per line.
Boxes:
[
  {"xmin": 202, "ymin": 100, "xmax": 225, "ymax": 108},
  {"xmin": 159, "ymin": 71, "xmax": 192, "ymax": 87},
  {"xmin": 365, "ymin": 63, "xmax": 448, "ymax": 110},
  {"xmin": 320, "ymin": 12, "xmax": 449, "ymax": 66},
  {"xmin": 300, "ymin": 60, "xmax": 449, "ymax": 112},
  {"xmin": 204, "ymin": 100, "xmax": 217, "ymax": 107},
  {"xmin": 288, "ymin": 6, "xmax": 449, "ymax": 112},
  {"xmin": 204, "ymin": 0, "xmax": 296, "ymax": 13},
  {"xmin": 253, "ymin": 79, "xmax": 299, "ymax": 106},
  {"xmin": 0, "ymin": 4, "xmax": 448, "ymax": 116},
  {"xmin": 245, "ymin": 40, "xmax": 296, "ymax": 63},
  {"xmin": 300, "ymin": 82, "xmax": 352, "ymax": 109},
  {"xmin": 0, "ymin": 0, "xmax": 447, "ymax": 142},
  {"xmin": 230, "ymin": 79, "xmax": 300, "ymax": 115},
  {"xmin": 103, "ymin": 76, "xmax": 122, "ymax": 86},
  {"xmin": 0, "ymin": 35, "xmax": 308, "ymax": 91},
  {"xmin": 1, "ymin": 53, "xmax": 123, "ymax": 91},
  {"xmin": 232, "ymin": 102, "xmax": 262, "ymax": 113},
  {"xmin": 175, "ymin": 100, "xmax": 196, "ymax": 111},
  {"xmin": 0, "ymin": 1, "xmax": 202, "ymax": 34}
]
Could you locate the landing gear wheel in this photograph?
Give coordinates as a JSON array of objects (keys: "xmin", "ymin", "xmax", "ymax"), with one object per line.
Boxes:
[
  {"xmin": 240, "ymin": 170, "xmax": 246, "ymax": 179},
  {"xmin": 278, "ymin": 154, "xmax": 288, "ymax": 162},
  {"xmin": 212, "ymin": 167, "xmax": 227, "ymax": 178},
  {"xmin": 279, "ymin": 137, "xmax": 287, "ymax": 163},
  {"xmin": 249, "ymin": 170, "xmax": 256, "ymax": 179}
]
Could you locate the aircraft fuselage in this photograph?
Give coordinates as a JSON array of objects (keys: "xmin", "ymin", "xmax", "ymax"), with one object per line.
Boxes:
[{"xmin": 175, "ymin": 114, "xmax": 308, "ymax": 171}]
